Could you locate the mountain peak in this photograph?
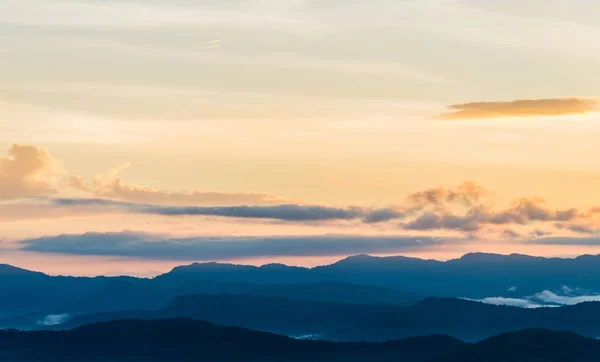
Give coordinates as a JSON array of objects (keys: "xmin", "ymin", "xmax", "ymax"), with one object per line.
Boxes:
[
  {"xmin": 166, "ymin": 262, "xmax": 256, "ymax": 273},
  {"xmin": 339, "ymin": 254, "xmax": 377, "ymax": 263},
  {"xmin": 335, "ymin": 254, "xmax": 425, "ymax": 264},
  {"xmin": 457, "ymin": 253, "xmax": 538, "ymax": 262},
  {"xmin": 260, "ymin": 263, "xmax": 306, "ymax": 271},
  {"xmin": 459, "ymin": 252, "xmax": 503, "ymax": 260},
  {"xmin": 0, "ymin": 264, "xmax": 41, "ymax": 276}
]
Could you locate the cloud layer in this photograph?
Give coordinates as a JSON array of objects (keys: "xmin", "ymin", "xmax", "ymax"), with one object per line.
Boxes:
[
  {"xmin": 474, "ymin": 288, "xmax": 600, "ymax": 309},
  {"xmin": 51, "ymin": 184, "xmax": 600, "ymax": 235},
  {"xmin": 19, "ymin": 231, "xmax": 447, "ymax": 260},
  {"xmin": 2, "ymin": 144, "xmax": 600, "ymax": 238},
  {"xmin": 52, "ymin": 197, "xmax": 404, "ymax": 223},
  {"xmin": 401, "ymin": 196, "xmax": 597, "ymax": 233},
  {"xmin": 437, "ymin": 97, "xmax": 599, "ymax": 120}
]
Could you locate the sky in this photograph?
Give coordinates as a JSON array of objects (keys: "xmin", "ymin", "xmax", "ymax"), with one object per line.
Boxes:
[{"xmin": 2, "ymin": 0, "xmax": 600, "ymax": 276}]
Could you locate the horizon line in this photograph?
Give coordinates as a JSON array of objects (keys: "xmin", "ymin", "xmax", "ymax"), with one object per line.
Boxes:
[{"xmin": 4, "ymin": 251, "xmax": 600, "ymax": 279}]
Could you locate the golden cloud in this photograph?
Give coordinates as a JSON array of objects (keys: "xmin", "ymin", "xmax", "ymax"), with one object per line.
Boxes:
[
  {"xmin": 0, "ymin": 144, "xmax": 57, "ymax": 199},
  {"xmin": 2, "ymin": 143, "xmax": 599, "ymax": 238},
  {"xmin": 69, "ymin": 163, "xmax": 289, "ymax": 206},
  {"xmin": 407, "ymin": 181, "xmax": 488, "ymax": 208},
  {"xmin": 436, "ymin": 97, "xmax": 599, "ymax": 120}
]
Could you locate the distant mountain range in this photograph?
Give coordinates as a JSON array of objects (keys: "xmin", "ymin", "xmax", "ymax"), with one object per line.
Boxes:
[
  {"xmin": 4, "ymin": 252, "xmax": 600, "ymax": 329},
  {"xmin": 49, "ymin": 293, "xmax": 600, "ymax": 342},
  {"xmin": 0, "ymin": 318, "xmax": 597, "ymax": 362},
  {"xmin": 5, "ymin": 253, "xmax": 600, "ymax": 360}
]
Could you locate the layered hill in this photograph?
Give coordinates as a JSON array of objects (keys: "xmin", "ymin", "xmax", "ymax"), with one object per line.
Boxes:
[
  {"xmin": 1, "ymin": 319, "xmax": 597, "ymax": 362},
  {"xmin": 55, "ymin": 294, "xmax": 600, "ymax": 342}
]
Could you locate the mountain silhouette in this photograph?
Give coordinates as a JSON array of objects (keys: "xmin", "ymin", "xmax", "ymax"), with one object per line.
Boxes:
[
  {"xmin": 0, "ymin": 264, "xmax": 122, "ymax": 318},
  {"xmin": 54, "ymin": 294, "xmax": 600, "ymax": 342},
  {"xmin": 5, "ymin": 252, "xmax": 600, "ymax": 322},
  {"xmin": 157, "ymin": 253, "xmax": 600, "ymax": 298},
  {"xmin": 1, "ymin": 318, "xmax": 599, "ymax": 362}
]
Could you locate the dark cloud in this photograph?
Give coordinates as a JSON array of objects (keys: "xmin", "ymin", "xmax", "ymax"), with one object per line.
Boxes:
[
  {"xmin": 362, "ymin": 208, "xmax": 406, "ymax": 223},
  {"xmin": 530, "ymin": 229, "xmax": 552, "ymax": 238},
  {"xmin": 402, "ymin": 210, "xmax": 482, "ymax": 232},
  {"xmin": 19, "ymin": 231, "xmax": 449, "ymax": 260},
  {"xmin": 503, "ymin": 229, "xmax": 521, "ymax": 238},
  {"xmin": 436, "ymin": 97, "xmax": 599, "ymax": 120},
  {"xmin": 554, "ymin": 223, "xmax": 599, "ymax": 235},
  {"xmin": 402, "ymin": 198, "xmax": 591, "ymax": 233},
  {"xmin": 52, "ymin": 198, "xmax": 403, "ymax": 223},
  {"xmin": 52, "ymin": 186, "xmax": 600, "ymax": 233},
  {"xmin": 528, "ymin": 237, "xmax": 600, "ymax": 246},
  {"xmin": 142, "ymin": 204, "xmax": 363, "ymax": 221},
  {"xmin": 488, "ymin": 198, "xmax": 579, "ymax": 225},
  {"xmin": 30, "ymin": 178, "xmax": 600, "ymax": 235}
]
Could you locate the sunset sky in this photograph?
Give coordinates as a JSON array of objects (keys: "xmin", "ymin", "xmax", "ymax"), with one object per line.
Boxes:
[{"xmin": 2, "ymin": 0, "xmax": 600, "ymax": 276}]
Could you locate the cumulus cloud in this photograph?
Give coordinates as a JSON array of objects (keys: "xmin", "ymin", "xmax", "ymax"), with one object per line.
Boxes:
[
  {"xmin": 19, "ymin": 231, "xmax": 450, "ymax": 260},
  {"xmin": 436, "ymin": 97, "xmax": 599, "ymax": 120},
  {"xmin": 0, "ymin": 144, "xmax": 58, "ymax": 199},
  {"xmin": 402, "ymin": 197, "xmax": 594, "ymax": 233},
  {"xmin": 68, "ymin": 175, "xmax": 91, "ymax": 193},
  {"xmin": 489, "ymin": 197, "xmax": 580, "ymax": 225},
  {"xmin": 69, "ymin": 163, "xmax": 288, "ymax": 206},
  {"xmin": 400, "ymin": 182, "xmax": 591, "ymax": 233},
  {"xmin": 407, "ymin": 181, "xmax": 487, "ymax": 208}
]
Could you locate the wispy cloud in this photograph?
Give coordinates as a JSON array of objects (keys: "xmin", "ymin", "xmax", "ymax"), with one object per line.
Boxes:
[
  {"xmin": 533, "ymin": 290, "xmax": 600, "ymax": 305},
  {"xmin": 436, "ymin": 98, "xmax": 599, "ymax": 120},
  {"xmin": 201, "ymin": 40, "xmax": 222, "ymax": 49},
  {"xmin": 69, "ymin": 162, "xmax": 288, "ymax": 207},
  {"xmin": 554, "ymin": 223, "xmax": 599, "ymax": 235},
  {"xmin": 37, "ymin": 314, "xmax": 70, "ymax": 326},
  {"xmin": 474, "ymin": 297, "xmax": 546, "ymax": 309},
  {"xmin": 86, "ymin": 43, "xmax": 114, "ymax": 49},
  {"xmin": 529, "ymin": 237, "xmax": 600, "ymax": 246},
  {"xmin": 472, "ymin": 286, "xmax": 600, "ymax": 308}
]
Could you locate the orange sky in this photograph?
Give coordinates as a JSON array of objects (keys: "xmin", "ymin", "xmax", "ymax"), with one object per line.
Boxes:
[{"xmin": 2, "ymin": 0, "xmax": 600, "ymax": 275}]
